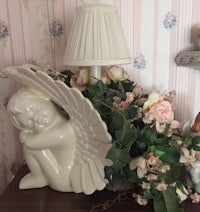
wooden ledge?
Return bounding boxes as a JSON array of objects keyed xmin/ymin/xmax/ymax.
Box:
[{"xmin": 0, "ymin": 165, "xmax": 199, "ymax": 212}]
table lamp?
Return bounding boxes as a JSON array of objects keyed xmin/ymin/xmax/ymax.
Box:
[{"xmin": 63, "ymin": 4, "xmax": 131, "ymax": 83}]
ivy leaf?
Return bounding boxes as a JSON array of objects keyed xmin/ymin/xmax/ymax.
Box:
[
  {"xmin": 86, "ymin": 84, "xmax": 100, "ymax": 98},
  {"xmin": 124, "ymin": 168, "xmax": 142, "ymax": 184},
  {"xmin": 141, "ymin": 126, "xmax": 157, "ymax": 144},
  {"xmin": 105, "ymin": 167, "xmax": 125, "ymax": 191},
  {"xmin": 192, "ymin": 136, "xmax": 200, "ymax": 151},
  {"xmin": 106, "ymin": 143, "xmax": 131, "ymax": 172},
  {"xmin": 159, "ymin": 165, "xmax": 182, "ymax": 184},
  {"xmin": 106, "ymin": 88, "xmax": 123, "ymax": 98},
  {"xmin": 151, "ymin": 145, "xmax": 180, "ymax": 164},
  {"xmin": 124, "ymin": 105, "xmax": 138, "ymax": 120},
  {"xmin": 130, "ymin": 135, "xmax": 149, "ymax": 157},
  {"xmin": 86, "ymin": 80, "xmax": 105, "ymax": 99},
  {"xmin": 153, "ymin": 187, "xmax": 179, "ymax": 212},
  {"xmin": 115, "ymin": 121, "xmax": 137, "ymax": 148},
  {"xmin": 110, "ymin": 112, "xmax": 125, "ymax": 130}
]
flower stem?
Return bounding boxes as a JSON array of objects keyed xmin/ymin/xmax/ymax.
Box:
[{"xmin": 94, "ymin": 98, "xmax": 127, "ymax": 122}]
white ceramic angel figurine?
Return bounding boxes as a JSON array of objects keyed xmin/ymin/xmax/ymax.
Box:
[
  {"xmin": 8, "ymin": 88, "xmax": 76, "ymax": 192},
  {"xmin": 183, "ymin": 113, "xmax": 200, "ymax": 193},
  {"xmin": 2, "ymin": 65, "xmax": 112, "ymax": 195}
]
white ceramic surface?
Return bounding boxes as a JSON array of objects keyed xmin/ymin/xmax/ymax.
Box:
[{"xmin": 2, "ymin": 65, "xmax": 112, "ymax": 195}]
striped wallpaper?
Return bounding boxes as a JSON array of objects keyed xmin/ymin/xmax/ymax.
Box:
[{"xmin": 0, "ymin": 0, "xmax": 200, "ymax": 194}]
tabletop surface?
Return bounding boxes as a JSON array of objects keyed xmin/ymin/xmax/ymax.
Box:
[{"xmin": 0, "ymin": 165, "xmax": 200, "ymax": 212}]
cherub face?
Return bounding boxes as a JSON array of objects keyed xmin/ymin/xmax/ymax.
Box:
[
  {"xmin": 14, "ymin": 99, "xmax": 56, "ymax": 132},
  {"xmin": 8, "ymin": 89, "xmax": 57, "ymax": 132}
]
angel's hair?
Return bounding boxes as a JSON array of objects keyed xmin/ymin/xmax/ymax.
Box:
[{"xmin": 7, "ymin": 88, "xmax": 54, "ymax": 130}]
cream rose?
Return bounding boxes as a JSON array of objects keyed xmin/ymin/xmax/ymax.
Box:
[{"xmin": 106, "ymin": 65, "xmax": 128, "ymax": 82}]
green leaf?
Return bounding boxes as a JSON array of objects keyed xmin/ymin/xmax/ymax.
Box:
[
  {"xmin": 111, "ymin": 112, "xmax": 124, "ymax": 130},
  {"xmin": 192, "ymin": 136, "xmax": 200, "ymax": 151},
  {"xmin": 153, "ymin": 187, "xmax": 179, "ymax": 212},
  {"xmin": 105, "ymin": 167, "xmax": 125, "ymax": 191},
  {"xmin": 106, "ymin": 143, "xmax": 131, "ymax": 172},
  {"xmin": 86, "ymin": 80, "xmax": 105, "ymax": 99},
  {"xmin": 151, "ymin": 145, "xmax": 180, "ymax": 164},
  {"xmin": 86, "ymin": 84, "xmax": 100, "ymax": 98},
  {"xmin": 130, "ymin": 135, "xmax": 149, "ymax": 157},
  {"xmin": 124, "ymin": 105, "xmax": 138, "ymax": 120},
  {"xmin": 120, "ymin": 149, "xmax": 131, "ymax": 165},
  {"xmin": 115, "ymin": 121, "xmax": 137, "ymax": 147},
  {"xmin": 96, "ymin": 80, "xmax": 106, "ymax": 92},
  {"xmin": 124, "ymin": 168, "xmax": 142, "ymax": 184},
  {"xmin": 143, "ymin": 190, "xmax": 153, "ymax": 200},
  {"xmin": 142, "ymin": 126, "xmax": 157, "ymax": 144},
  {"xmin": 160, "ymin": 165, "xmax": 182, "ymax": 184},
  {"xmin": 106, "ymin": 88, "xmax": 123, "ymax": 98},
  {"xmin": 150, "ymin": 145, "xmax": 165, "ymax": 157}
]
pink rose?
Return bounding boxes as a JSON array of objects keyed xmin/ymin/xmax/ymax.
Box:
[
  {"xmin": 70, "ymin": 68, "xmax": 89, "ymax": 91},
  {"xmin": 153, "ymin": 100, "xmax": 174, "ymax": 122},
  {"xmin": 146, "ymin": 155, "xmax": 159, "ymax": 166},
  {"xmin": 126, "ymin": 92, "xmax": 134, "ymax": 104},
  {"xmin": 137, "ymin": 97, "xmax": 147, "ymax": 106},
  {"xmin": 156, "ymin": 182, "xmax": 168, "ymax": 191},
  {"xmin": 113, "ymin": 96, "xmax": 121, "ymax": 103},
  {"xmin": 155, "ymin": 122, "xmax": 166, "ymax": 133},
  {"xmin": 170, "ymin": 120, "xmax": 180, "ymax": 129},
  {"xmin": 144, "ymin": 100, "xmax": 174, "ymax": 124},
  {"xmin": 191, "ymin": 192, "xmax": 200, "ymax": 203},
  {"xmin": 132, "ymin": 85, "xmax": 143, "ymax": 97},
  {"xmin": 146, "ymin": 174, "xmax": 158, "ymax": 181},
  {"xmin": 120, "ymin": 101, "xmax": 129, "ymax": 110},
  {"xmin": 101, "ymin": 69, "xmax": 111, "ymax": 84},
  {"xmin": 160, "ymin": 165, "xmax": 171, "ymax": 173},
  {"xmin": 135, "ymin": 195, "xmax": 148, "ymax": 206}
]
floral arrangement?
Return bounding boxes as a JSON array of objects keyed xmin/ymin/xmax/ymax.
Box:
[{"xmin": 41, "ymin": 65, "xmax": 200, "ymax": 212}]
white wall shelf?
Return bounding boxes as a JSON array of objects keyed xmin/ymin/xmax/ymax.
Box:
[{"xmin": 175, "ymin": 51, "xmax": 200, "ymax": 71}]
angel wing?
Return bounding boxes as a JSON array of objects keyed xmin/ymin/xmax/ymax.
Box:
[{"xmin": 1, "ymin": 64, "xmax": 112, "ymax": 195}]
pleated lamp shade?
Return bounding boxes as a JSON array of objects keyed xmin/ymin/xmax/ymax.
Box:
[{"xmin": 63, "ymin": 4, "xmax": 131, "ymax": 66}]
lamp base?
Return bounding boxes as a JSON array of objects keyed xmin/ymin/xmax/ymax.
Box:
[{"xmin": 90, "ymin": 66, "xmax": 101, "ymax": 84}]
